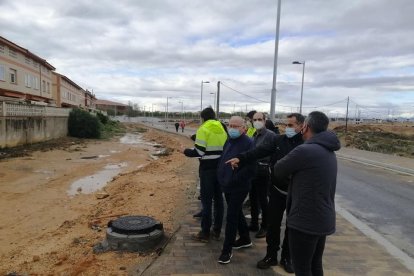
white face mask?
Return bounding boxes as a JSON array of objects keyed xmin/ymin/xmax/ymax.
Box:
[
  {"xmin": 285, "ymin": 127, "xmax": 297, "ymax": 138},
  {"xmin": 253, "ymin": 121, "xmax": 264, "ymax": 130}
]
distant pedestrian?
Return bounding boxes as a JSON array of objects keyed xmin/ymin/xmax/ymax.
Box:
[
  {"xmin": 275, "ymin": 111, "xmax": 340, "ymax": 276},
  {"xmin": 217, "ymin": 116, "xmax": 256, "ymax": 264},
  {"xmin": 174, "ymin": 122, "xmax": 179, "ymax": 132},
  {"xmin": 180, "ymin": 120, "xmax": 186, "ymax": 132}
]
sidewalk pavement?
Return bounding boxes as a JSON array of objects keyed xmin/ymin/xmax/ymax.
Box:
[
  {"xmin": 133, "ymin": 122, "xmax": 413, "ymax": 275},
  {"xmin": 136, "ymin": 189, "xmax": 412, "ymax": 275}
]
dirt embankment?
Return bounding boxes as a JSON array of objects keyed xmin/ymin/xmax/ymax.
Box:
[
  {"xmin": 0, "ymin": 123, "xmax": 198, "ymax": 275},
  {"xmin": 333, "ymin": 123, "xmax": 414, "ymax": 158}
]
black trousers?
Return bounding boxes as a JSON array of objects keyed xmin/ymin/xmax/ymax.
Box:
[
  {"xmin": 289, "ymin": 228, "xmax": 326, "ymax": 276},
  {"xmin": 266, "ymin": 186, "xmax": 289, "ymax": 260},
  {"xmin": 249, "ymin": 170, "xmax": 269, "ymax": 228},
  {"xmin": 222, "ymin": 190, "xmax": 250, "ymax": 254}
]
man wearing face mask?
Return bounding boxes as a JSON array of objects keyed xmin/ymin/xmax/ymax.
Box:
[
  {"xmin": 248, "ymin": 112, "xmax": 277, "ymax": 238},
  {"xmin": 216, "ymin": 116, "xmax": 256, "ymax": 264},
  {"xmin": 275, "ymin": 111, "xmax": 340, "ymax": 276},
  {"xmin": 226, "ymin": 113, "xmax": 305, "ymax": 273}
]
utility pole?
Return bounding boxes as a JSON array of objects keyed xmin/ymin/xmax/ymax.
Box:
[
  {"xmin": 270, "ymin": 0, "xmax": 282, "ymax": 120},
  {"xmin": 216, "ymin": 81, "xmax": 221, "ymax": 119},
  {"xmin": 345, "ymin": 96, "xmax": 349, "ymax": 133}
]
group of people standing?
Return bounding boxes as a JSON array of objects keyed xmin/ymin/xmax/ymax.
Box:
[{"xmin": 183, "ymin": 106, "xmax": 340, "ymax": 276}]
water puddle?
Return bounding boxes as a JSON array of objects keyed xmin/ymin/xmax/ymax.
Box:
[
  {"xmin": 67, "ymin": 163, "xmax": 127, "ymax": 196},
  {"xmin": 119, "ymin": 133, "xmax": 160, "ymax": 147}
]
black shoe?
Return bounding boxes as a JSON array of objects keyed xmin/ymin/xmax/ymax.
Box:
[
  {"xmin": 280, "ymin": 258, "xmax": 295, "ymax": 273},
  {"xmin": 255, "ymin": 227, "xmax": 267, "ymax": 238},
  {"xmin": 218, "ymin": 252, "xmax": 233, "ymax": 264},
  {"xmin": 257, "ymin": 255, "xmax": 278, "ymax": 269},
  {"xmin": 248, "ymin": 224, "xmax": 259, "ymax": 232},
  {"xmin": 193, "ymin": 211, "xmax": 202, "ymax": 218},
  {"xmin": 232, "ymin": 238, "xmax": 252, "ymax": 249},
  {"xmin": 192, "ymin": 231, "xmax": 209, "ymax": 243},
  {"xmin": 197, "ymin": 195, "xmax": 201, "ymax": 200}
]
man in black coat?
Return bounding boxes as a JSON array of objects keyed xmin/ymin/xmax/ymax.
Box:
[
  {"xmin": 274, "ymin": 111, "xmax": 340, "ymax": 276},
  {"xmin": 227, "ymin": 113, "xmax": 305, "ymax": 273}
]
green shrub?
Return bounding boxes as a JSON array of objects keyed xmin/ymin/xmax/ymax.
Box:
[
  {"xmin": 68, "ymin": 109, "xmax": 101, "ymax": 138},
  {"xmin": 96, "ymin": 112, "xmax": 109, "ymax": 124}
]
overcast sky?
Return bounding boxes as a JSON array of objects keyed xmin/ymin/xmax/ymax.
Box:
[{"xmin": 1, "ymin": 0, "xmax": 413, "ymax": 118}]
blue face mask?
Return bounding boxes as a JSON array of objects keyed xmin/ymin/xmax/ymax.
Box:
[
  {"xmin": 228, "ymin": 128, "xmax": 241, "ymax": 139},
  {"xmin": 285, "ymin": 127, "xmax": 297, "ymax": 138}
]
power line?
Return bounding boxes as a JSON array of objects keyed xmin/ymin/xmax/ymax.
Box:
[{"xmin": 220, "ymin": 82, "xmax": 268, "ymax": 103}]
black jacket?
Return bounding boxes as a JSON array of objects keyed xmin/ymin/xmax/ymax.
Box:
[
  {"xmin": 217, "ymin": 135, "xmax": 256, "ymax": 193},
  {"xmin": 274, "ymin": 131, "xmax": 341, "ymax": 235},
  {"xmin": 236, "ymin": 133, "xmax": 303, "ymax": 192}
]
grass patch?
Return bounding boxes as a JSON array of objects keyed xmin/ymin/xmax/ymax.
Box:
[{"xmin": 100, "ymin": 120, "xmax": 126, "ymax": 140}]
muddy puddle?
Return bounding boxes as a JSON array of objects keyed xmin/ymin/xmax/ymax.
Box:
[{"xmin": 67, "ymin": 133, "xmax": 164, "ymax": 196}]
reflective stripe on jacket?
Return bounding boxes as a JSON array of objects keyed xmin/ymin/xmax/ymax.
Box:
[{"xmin": 195, "ymin": 119, "xmax": 227, "ymax": 160}]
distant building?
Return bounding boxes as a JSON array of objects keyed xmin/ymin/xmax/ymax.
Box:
[
  {"xmin": 95, "ymin": 99, "xmax": 129, "ymax": 115},
  {"xmin": 52, "ymin": 72, "xmax": 86, "ymax": 108},
  {"xmin": 85, "ymin": 89, "xmax": 97, "ymax": 110},
  {"xmin": 0, "ymin": 36, "xmax": 56, "ymax": 104}
]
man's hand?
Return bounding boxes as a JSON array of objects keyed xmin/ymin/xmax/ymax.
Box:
[{"xmin": 226, "ymin": 158, "xmax": 240, "ymax": 169}]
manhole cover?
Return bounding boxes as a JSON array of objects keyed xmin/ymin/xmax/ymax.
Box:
[
  {"xmin": 109, "ymin": 215, "xmax": 163, "ymax": 235},
  {"xmin": 100, "ymin": 215, "xmax": 165, "ymax": 253}
]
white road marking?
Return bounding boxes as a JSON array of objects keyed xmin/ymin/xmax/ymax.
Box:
[{"xmin": 336, "ymin": 203, "xmax": 414, "ymax": 272}]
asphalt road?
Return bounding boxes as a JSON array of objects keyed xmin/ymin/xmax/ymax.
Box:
[{"xmin": 336, "ymin": 159, "xmax": 414, "ymax": 259}]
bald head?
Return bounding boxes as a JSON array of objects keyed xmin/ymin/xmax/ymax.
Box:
[{"xmin": 229, "ymin": 116, "xmax": 245, "ymax": 127}]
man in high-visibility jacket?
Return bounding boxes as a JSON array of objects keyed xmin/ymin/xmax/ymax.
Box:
[
  {"xmin": 184, "ymin": 107, "xmax": 228, "ymax": 242},
  {"xmin": 245, "ymin": 110, "xmax": 257, "ymax": 138}
]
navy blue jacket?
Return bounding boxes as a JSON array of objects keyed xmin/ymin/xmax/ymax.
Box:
[
  {"xmin": 217, "ymin": 134, "xmax": 256, "ymax": 193},
  {"xmin": 274, "ymin": 131, "xmax": 341, "ymax": 235}
]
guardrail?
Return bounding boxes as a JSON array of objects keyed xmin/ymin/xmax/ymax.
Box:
[{"xmin": 0, "ymin": 101, "xmax": 71, "ymax": 117}]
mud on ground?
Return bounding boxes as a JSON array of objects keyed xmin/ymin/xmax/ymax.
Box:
[{"xmin": 0, "ymin": 123, "xmax": 198, "ymax": 275}]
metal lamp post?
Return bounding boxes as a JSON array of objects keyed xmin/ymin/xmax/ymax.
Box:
[
  {"xmin": 292, "ymin": 60, "xmax": 305, "ymax": 113},
  {"xmin": 270, "ymin": 0, "xmax": 282, "ymax": 120},
  {"xmin": 210, "ymin": 92, "xmax": 216, "ymax": 109},
  {"xmin": 166, "ymin": 97, "xmax": 172, "ymax": 128},
  {"xmin": 178, "ymin": 101, "xmax": 184, "ymax": 120},
  {"xmin": 200, "ymin": 81, "xmax": 210, "ymax": 113}
]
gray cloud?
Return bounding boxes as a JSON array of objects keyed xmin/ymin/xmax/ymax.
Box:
[{"xmin": 0, "ymin": 0, "xmax": 413, "ymax": 118}]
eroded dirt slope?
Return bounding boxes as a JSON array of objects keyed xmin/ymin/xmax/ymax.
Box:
[{"xmin": 0, "ymin": 124, "xmax": 198, "ymax": 275}]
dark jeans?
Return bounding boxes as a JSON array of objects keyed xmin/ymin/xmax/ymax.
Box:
[
  {"xmin": 266, "ymin": 186, "xmax": 289, "ymax": 260},
  {"xmin": 289, "ymin": 228, "xmax": 326, "ymax": 276},
  {"xmin": 249, "ymin": 170, "xmax": 269, "ymax": 228},
  {"xmin": 199, "ymin": 168, "xmax": 224, "ymax": 234},
  {"xmin": 222, "ymin": 190, "xmax": 250, "ymax": 254}
]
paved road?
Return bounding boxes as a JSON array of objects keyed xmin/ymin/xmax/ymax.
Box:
[{"xmin": 336, "ymin": 158, "xmax": 414, "ymax": 259}]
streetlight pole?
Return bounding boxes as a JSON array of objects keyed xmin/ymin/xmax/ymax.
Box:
[
  {"xmin": 270, "ymin": 0, "xmax": 282, "ymax": 121},
  {"xmin": 151, "ymin": 104, "xmax": 155, "ymax": 125},
  {"xmin": 166, "ymin": 97, "xmax": 172, "ymax": 128},
  {"xmin": 200, "ymin": 80, "xmax": 210, "ymax": 113},
  {"xmin": 179, "ymin": 101, "xmax": 183, "ymax": 120},
  {"xmin": 292, "ymin": 60, "xmax": 305, "ymax": 113},
  {"xmin": 210, "ymin": 92, "xmax": 216, "ymax": 109}
]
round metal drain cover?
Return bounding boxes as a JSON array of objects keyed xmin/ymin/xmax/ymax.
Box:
[
  {"xmin": 105, "ymin": 215, "xmax": 165, "ymax": 252},
  {"xmin": 109, "ymin": 215, "xmax": 163, "ymax": 235}
]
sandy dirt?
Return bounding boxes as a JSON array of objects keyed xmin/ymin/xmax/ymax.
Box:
[{"xmin": 0, "ymin": 123, "xmax": 198, "ymax": 275}]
